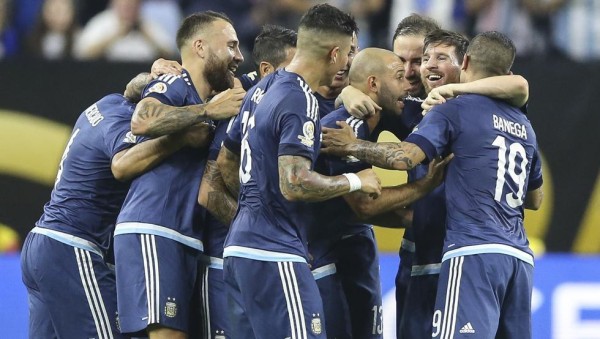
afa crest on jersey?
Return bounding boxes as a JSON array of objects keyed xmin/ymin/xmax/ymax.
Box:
[
  {"xmin": 148, "ymin": 82, "xmax": 167, "ymax": 94},
  {"xmin": 298, "ymin": 121, "xmax": 315, "ymax": 147}
]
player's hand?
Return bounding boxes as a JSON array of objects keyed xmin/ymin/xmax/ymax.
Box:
[
  {"xmin": 205, "ymin": 88, "xmax": 246, "ymax": 120},
  {"xmin": 422, "ymin": 153, "xmax": 454, "ymax": 188},
  {"xmin": 421, "ymin": 84, "xmax": 457, "ymax": 115},
  {"xmin": 356, "ymin": 169, "xmax": 381, "ymax": 199},
  {"xmin": 150, "ymin": 58, "xmax": 183, "ymax": 79},
  {"xmin": 340, "ymin": 85, "xmax": 381, "ymax": 119},
  {"xmin": 183, "ymin": 122, "xmax": 215, "ymax": 148},
  {"xmin": 321, "ymin": 121, "xmax": 357, "ymax": 156}
]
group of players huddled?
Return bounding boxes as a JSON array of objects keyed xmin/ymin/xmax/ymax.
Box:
[{"xmin": 21, "ymin": 3, "xmax": 544, "ymax": 339}]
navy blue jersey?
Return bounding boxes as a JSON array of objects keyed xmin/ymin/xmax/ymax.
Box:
[
  {"xmin": 239, "ymin": 71, "xmax": 260, "ymax": 91},
  {"xmin": 315, "ymin": 107, "xmax": 372, "ymax": 237},
  {"xmin": 405, "ymin": 94, "xmax": 543, "ymax": 264},
  {"xmin": 36, "ymin": 94, "xmax": 136, "ymax": 253},
  {"xmin": 224, "ymin": 69, "xmax": 321, "ymax": 262},
  {"xmin": 223, "ymin": 72, "xmax": 278, "ymax": 156},
  {"xmin": 203, "ymin": 118, "xmax": 236, "ymax": 258},
  {"xmin": 115, "ymin": 70, "xmax": 208, "ymax": 251},
  {"xmin": 314, "ymin": 91, "xmax": 336, "ymax": 117}
]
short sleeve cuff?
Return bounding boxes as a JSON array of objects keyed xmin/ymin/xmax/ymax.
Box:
[
  {"xmin": 278, "ymin": 143, "xmax": 314, "ymax": 160},
  {"xmin": 405, "ymin": 134, "xmax": 437, "ymax": 162},
  {"xmin": 223, "ymin": 137, "xmax": 241, "ymax": 156},
  {"xmin": 527, "ymin": 176, "xmax": 543, "ymax": 191}
]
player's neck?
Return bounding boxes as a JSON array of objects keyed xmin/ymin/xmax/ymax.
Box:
[
  {"xmin": 285, "ymin": 55, "xmax": 327, "ymax": 92},
  {"xmin": 183, "ymin": 62, "xmax": 211, "ymax": 101},
  {"xmin": 316, "ymin": 85, "xmax": 342, "ymax": 99},
  {"xmin": 366, "ymin": 111, "xmax": 381, "ymax": 134}
]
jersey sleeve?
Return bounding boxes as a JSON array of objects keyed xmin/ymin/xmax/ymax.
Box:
[
  {"xmin": 104, "ymin": 116, "xmax": 138, "ymax": 158},
  {"xmin": 239, "ymin": 72, "xmax": 259, "ymax": 91},
  {"xmin": 527, "ymin": 146, "xmax": 543, "ymax": 190},
  {"xmin": 223, "ymin": 112, "xmax": 243, "ymax": 156},
  {"xmin": 404, "ymin": 107, "xmax": 455, "ymax": 161},
  {"xmin": 208, "ymin": 119, "xmax": 232, "ymax": 161},
  {"xmin": 276, "ymin": 93, "xmax": 318, "ymax": 161},
  {"xmin": 143, "ymin": 75, "xmax": 188, "ymax": 106}
]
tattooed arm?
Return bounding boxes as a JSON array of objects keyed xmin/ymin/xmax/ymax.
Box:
[
  {"xmin": 321, "ymin": 121, "xmax": 427, "ymax": 170},
  {"xmin": 198, "ymin": 160, "xmax": 237, "ymax": 225},
  {"xmin": 131, "ymin": 88, "xmax": 245, "ymax": 137},
  {"xmin": 278, "ymin": 155, "xmax": 381, "ymax": 202},
  {"xmin": 217, "ymin": 145, "xmax": 241, "ymax": 197}
]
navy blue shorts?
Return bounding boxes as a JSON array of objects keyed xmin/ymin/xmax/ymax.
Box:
[
  {"xmin": 398, "ymin": 272, "xmax": 439, "ymax": 338},
  {"xmin": 313, "ymin": 263, "xmax": 352, "ymax": 338},
  {"xmin": 114, "ymin": 233, "xmax": 203, "ymax": 335},
  {"xmin": 336, "ymin": 228, "xmax": 383, "ymax": 338},
  {"xmin": 395, "ymin": 239, "xmax": 414, "ymax": 337},
  {"xmin": 21, "ymin": 231, "xmax": 125, "ymax": 338},
  {"xmin": 432, "ymin": 254, "xmax": 533, "ymax": 339},
  {"xmin": 201, "ymin": 256, "xmax": 228, "ymax": 339},
  {"xmin": 224, "ymin": 256, "xmax": 327, "ymax": 338}
]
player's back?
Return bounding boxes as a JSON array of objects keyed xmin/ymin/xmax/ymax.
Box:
[
  {"xmin": 422, "ymin": 94, "xmax": 541, "ymax": 258},
  {"xmin": 116, "ymin": 71, "xmax": 207, "ymax": 248},
  {"xmin": 225, "ymin": 69, "xmax": 320, "ymax": 261},
  {"xmin": 37, "ymin": 94, "xmax": 135, "ymax": 251}
]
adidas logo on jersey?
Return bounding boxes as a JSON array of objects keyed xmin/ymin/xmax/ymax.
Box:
[{"xmin": 459, "ymin": 322, "xmax": 475, "ymax": 334}]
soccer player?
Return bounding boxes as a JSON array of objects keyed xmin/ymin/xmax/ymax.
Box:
[
  {"xmin": 197, "ymin": 24, "xmax": 297, "ymax": 339},
  {"xmin": 20, "ymin": 72, "xmax": 211, "ymax": 339},
  {"xmin": 221, "ymin": 4, "xmax": 380, "ymax": 338},
  {"xmin": 113, "ymin": 11, "xmax": 244, "ymax": 338},
  {"xmin": 312, "ymin": 47, "xmax": 452, "ymax": 339},
  {"xmin": 322, "ymin": 31, "xmax": 544, "ymax": 339}
]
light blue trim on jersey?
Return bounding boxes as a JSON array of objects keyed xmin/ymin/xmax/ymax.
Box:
[
  {"xmin": 31, "ymin": 227, "xmax": 104, "ymax": 258},
  {"xmin": 411, "ymin": 263, "xmax": 441, "ymax": 276},
  {"xmin": 442, "ymin": 244, "xmax": 534, "ymax": 267},
  {"xmin": 312, "ymin": 263, "xmax": 337, "ymax": 280},
  {"xmin": 401, "ymin": 239, "xmax": 416, "ymax": 253},
  {"xmin": 223, "ymin": 245, "xmax": 307, "ymax": 263},
  {"xmin": 114, "ymin": 222, "xmax": 204, "ymax": 251}
]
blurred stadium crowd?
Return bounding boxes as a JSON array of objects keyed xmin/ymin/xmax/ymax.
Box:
[{"xmin": 1, "ymin": 0, "xmax": 599, "ymax": 63}]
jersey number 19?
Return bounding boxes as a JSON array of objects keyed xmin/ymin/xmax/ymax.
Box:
[{"xmin": 492, "ymin": 135, "xmax": 528, "ymax": 208}]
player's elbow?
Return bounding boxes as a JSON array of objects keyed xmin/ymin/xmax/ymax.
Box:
[
  {"xmin": 351, "ymin": 202, "xmax": 378, "ymax": 220},
  {"xmin": 279, "ymin": 178, "xmax": 307, "ymax": 202},
  {"xmin": 131, "ymin": 103, "xmax": 151, "ymax": 136},
  {"xmin": 111, "ymin": 160, "xmax": 132, "ymax": 182}
]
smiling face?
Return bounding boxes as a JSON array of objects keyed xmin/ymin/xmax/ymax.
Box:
[
  {"xmin": 330, "ymin": 32, "xmax": 358, "ymax": 90},
  {"xmin": 420, "ymin": 42, "xmax": 462, "ymax": 94},
  {"xmin": 203, "ymin": 19, "xmax": 244, "ymax": 91},
  {"xmin": 393, "ymin": 34, "xmax": 425, "ymax": 98}
]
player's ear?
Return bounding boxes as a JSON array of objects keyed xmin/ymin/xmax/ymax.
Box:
[
  {"xmin": 367, "ymin": 75, "xmax": 378, "ymax": 93},
  {"xmin": 461, "ymin": 54, "xmax": 469, "ymax": 71},
  {"xmin": 193, "ymin": 39, "xmax": 206, "ymax": 58},
  {"xmin": 260, "ymin": 61, "xmax": 275, "ymax": 78},
  {"xmin": 329, "ymin": 46, "xmax": 340, "ymax": 64}
]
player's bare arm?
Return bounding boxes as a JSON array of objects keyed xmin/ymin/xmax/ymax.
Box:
[
  {"xmin": 131, "ymin": 88, "xmax": 245, "ymax": 137},
  {"xmin": 111, "ymin": 122, "xmax": 213, "ymax": 181},
  {"xmin": 278, "ymin": 155, "xmax": 382, "ymax": 202},
  {"xmin": 216, "ymin": 145, "xmax": 241, "ymax": 197},
  {"xmin": 335, "ymin": 85, "xmax": 381, "ymax": 118},
  {"xmin": 422, "ymin": 75, "xmax": 529, "ymax": 112},
  {"xmin": 360, "ymin": 208, "xmax": 413, "ymax": 229},
  {"xmin": 344, "ymin": 154, "xmax": 453, "ymax": 219},
  {"xmin": 322, "ymin": 121, "xmax": 426, "ymax": 170},
  {"xmin": 524, "ymin": 187, "xmax": 543, "ymax": 210},
  {"xmin": 198, "ymin": 160, "xmax": 237, "ymax": 225}
]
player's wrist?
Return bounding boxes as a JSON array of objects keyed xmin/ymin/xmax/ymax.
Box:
[{"xmin": 342, "ymin": 173, "xmax": 362, "ymax": 192}]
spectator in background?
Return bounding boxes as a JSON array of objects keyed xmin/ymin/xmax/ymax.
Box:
[
  {"xmin": 465, "ymin": 0, "xmax": 564, "ymax": 58},
  {"xmin": 389, "ymin": 0, "xmax": 466, "ymax": 39},
  {"xmin": 74, "ymin": 0, "xmax": 175, "ymax": 62},
  {"xmin": 551, "ymin": 0, "xmax": 599, "ymax": 61},
  {"xmin": 26, "ymin": 0, "xmax": 79, "ymax": 60},
  {"xmin": 0, "ymin": 0, "xmax": 19, "ymax": 59}
]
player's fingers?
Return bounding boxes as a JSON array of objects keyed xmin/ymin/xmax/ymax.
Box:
[{"xmin": 335, "ymin": 121, "xmax": 351, "ymax": 129}]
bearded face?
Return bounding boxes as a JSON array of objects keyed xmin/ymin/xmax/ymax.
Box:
[{"xmin": 204, "ymin": 50, "xmax": 235, "ymax": 92}]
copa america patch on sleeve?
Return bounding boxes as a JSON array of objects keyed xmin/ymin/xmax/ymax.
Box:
[{"xmin": 148, "ymin": 82, "xmax": 167, "ymax": 94}]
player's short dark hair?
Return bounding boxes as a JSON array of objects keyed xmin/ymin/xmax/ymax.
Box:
[
  {"xmin": 176, "ymin": 11, "xmax": 232, "ymax": 50},
  {"xmin": 252, "ymin": 24, "xmax": 297, "ymax": 71},
  {"xmin": 423, "ymin": 29, "xmax": 469, "ymax": 62},
  {"xmin": 298, "ymin": 4, "xmax": 358, "ymax": 37},
  {"xmin": 392, "ymin": 14, "xmax": 440, "ymax": 43},
  {"xmin": 467, "ymin": 31, "xmax": 516, "ymax": 76}
]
